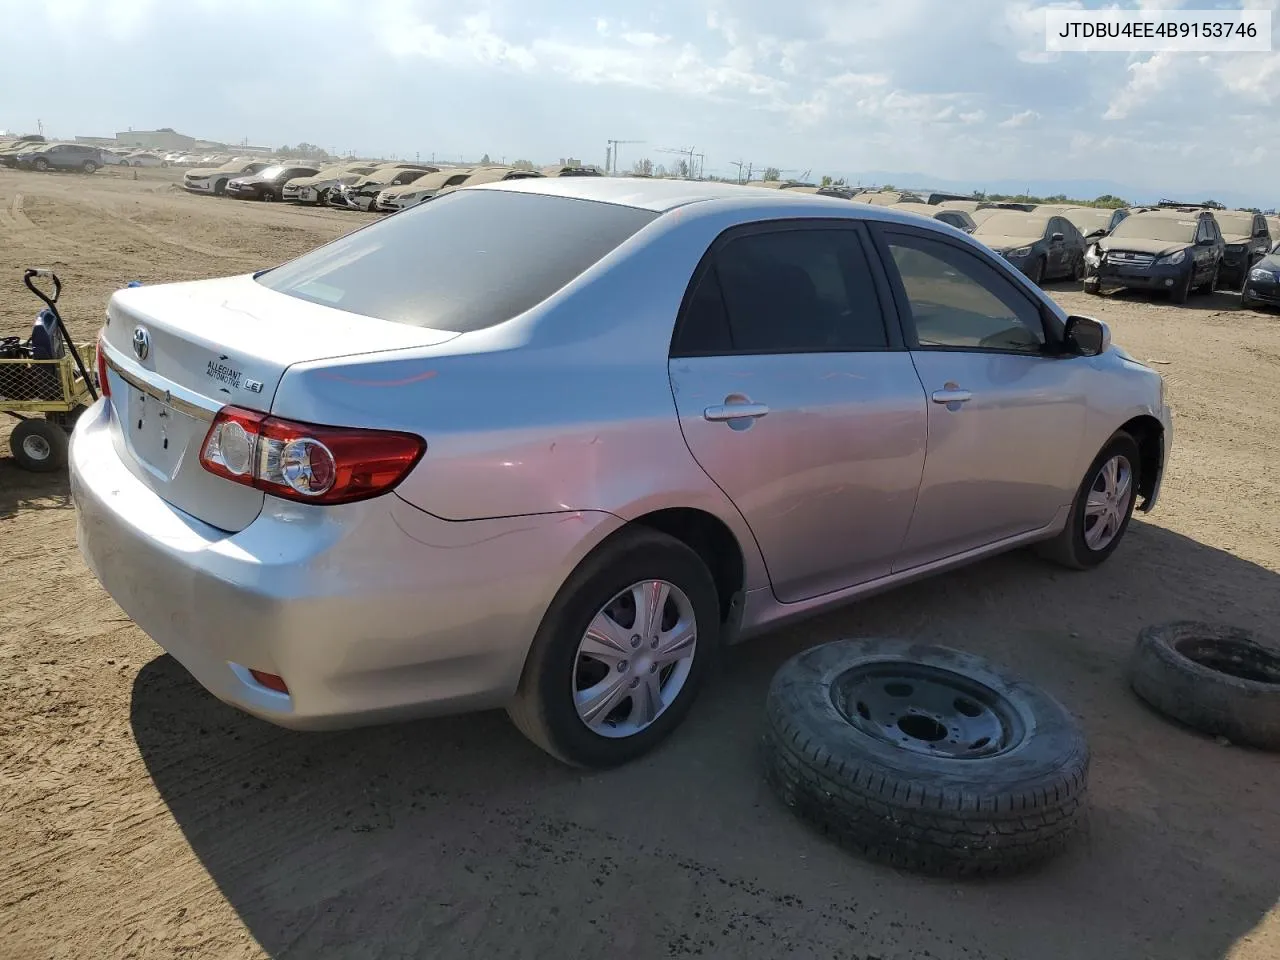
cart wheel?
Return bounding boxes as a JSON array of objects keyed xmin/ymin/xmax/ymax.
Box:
[{"xmin": 10, "ymin": 419, "xmax": 69, "ymax": 472}]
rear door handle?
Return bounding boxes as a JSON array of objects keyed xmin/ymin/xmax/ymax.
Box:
[
  {"xmin": 931, "ymin": 389, "xmax": 972, "ymax": 404},
  {"xmin": 704, "ymin": 402, "xmax": 770, "ymax": 422}
]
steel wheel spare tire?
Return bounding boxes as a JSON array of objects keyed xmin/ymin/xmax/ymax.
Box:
[
  {"xmin": 763, "ymin": 639, "xmax": 1089, "ymax": 877},
  {"xmin": 1129, "ymin": 621, "xmax": 1280, "ymax": 750}
]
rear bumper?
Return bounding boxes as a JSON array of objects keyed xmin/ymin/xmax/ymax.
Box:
[{"xmin": 70, "ymin": 399, "xmax": 621, "ymax": 730}]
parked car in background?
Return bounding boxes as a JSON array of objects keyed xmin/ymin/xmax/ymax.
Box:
[
  {"xmin": 542, "ymin": 164, "xmax": 603, "ymax": 177},
  {"xmin": 1085, "ymin": 208, "xmax": 1223, "ymax": 303},
  {"xmin": 1055, "ymin": 206, "xmax": 1129, "ymax": 245},
  {"xmin": 781, "ymin": 184, "xmax": 860, "ymax": 200},
  {"xmin": 853, "ymin": 190, "xmax": 926, "ymax": 205},
  {"xmin": 183, "ymin": 158, "xmax": 273, "ymax": 196},
  {"xmin": 329, "ymin": 165, "xmax": 439, "ymax": 211},
  {"xmin": 100, "ymin": 148, "xmax": 131, "ymax": 166},
  {"xmin": 972, "ymin": 210, "xmax": 1087, "ymax": 284},
  {"xmin": 1211, "ymin": 210, "xmax": 1270, "ymax": 289},
  {"xmin": 0, "ymin": 135, "xmax": 46, "ymax": 167},
  {"xmin": 373, "ymin": 168, "xmax": 477, "ymax": 211},
  {"xmin": 1241, "ymin": 239, "xmax": 1280, "ymax": 310},
  {"xmin": 72, "ymin": 177, "xmax": 1170, "ymax": 768},
  {"xmin": 889, "ymin": 201, "xmax": 977, "ymax": 232},
  {"xmin": 14, "ymin": 142, "xmax": 104, "ymax": 173},
  {"xmin": 428, "ymin": 166, "xmax": 545, "ymax": 201},
  {"xmin": 287, "ymin": 162, "xmax": 383, "ymax": 205},
  {"xmin": 122, "ymin": 151, "xmax": 168, "ymax": 168},
  {"xmin": 226, "ymin": 164, "xmax": 322, "ymax": 202},
  {"xmin": 937, "ymin": 199, "xmax": 983, "ymax": 213}
]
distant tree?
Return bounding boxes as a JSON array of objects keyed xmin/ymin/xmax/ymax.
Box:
[
  {"xmin": 881, "ymin": 183, "xmax": 896, "ymax": 191},
  {"xmin": 821, "ymin": 175, "xmax": 832, "ymax": 187},
  {"xmin": 833, "ymin": 176, "xmax": 846, "ymax": 186},
  {"xmin": 676, "ymin": 158, "xmax": 690, "ymax": 178},
  {"xmin": 763, "ymin": 166, "xmax": 781, "ymax": 181},
  {"xmin": 1093, "ymin": 194, "xmax": 1128, "ymax": 208},
  {"xmin": 972, "ymin": 189, "xmax": 986, "ymax": 200},
  {"xmin": 480, "ymin": 153, "xmax": 491, "ymax": 164},
  {"xmin": 278, "ymin": 142, "xmax": 331, "ymax": 161},
  {"xmin": 511, "ymin": 159, "xmax": 535, "ymax": 171},
  {"xmin": 632, "ymin": 157, "xmax": 654, "ymax": 177},
  {"xmin": 654, "ymin": 163, "xmax": 668, "ymax": 178},
  {"xmin": 1046, "ymin": 193, "xmax": 1068, "ymax": 203}
]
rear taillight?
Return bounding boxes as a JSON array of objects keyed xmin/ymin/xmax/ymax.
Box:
[
  {"xmin": 199, "ymin": 406, "xmax": 425, "ymax": 505},
  {"xmin": 95, "ymin": 332, "xmax": 111, "ymax": 398}
]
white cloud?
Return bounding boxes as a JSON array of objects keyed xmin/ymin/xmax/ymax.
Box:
[{"xmin": 999, "ymin": 109, "xmax": 1040, "ymax": 128}]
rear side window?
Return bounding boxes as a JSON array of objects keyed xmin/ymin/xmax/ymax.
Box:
[
  {"xmin": 257, "ymin": 190, "xmax": 657, "ymax": 332},
  {"xmin": 673, "ymin": 227, "xmax": 890, "ymax": 356}
]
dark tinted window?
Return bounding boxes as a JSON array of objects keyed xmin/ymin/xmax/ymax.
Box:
[
  {"xmin": 680, "ymin": 228, "xmax": 888, "ymax": 354},
  {"xmin": 258, "ymin": 190, "xmax": 657, "ymax": 332},
  {"xmin": 886, "ymin": 234, "xmax": 1045, "ymax": 354}
]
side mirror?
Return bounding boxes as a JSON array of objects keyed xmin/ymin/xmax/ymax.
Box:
[
  {"xmin": 1063, "ymin": 315, "xmax": 1110, "ymax": 358},
  {"xmin": 1051, "ymin": 232, "xmax": 1065, "ymax": 243}
]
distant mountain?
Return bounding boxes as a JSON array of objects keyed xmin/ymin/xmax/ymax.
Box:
[{"xmin": 841, "ymin": 170, "xmax": 1265, "ymax": 210}]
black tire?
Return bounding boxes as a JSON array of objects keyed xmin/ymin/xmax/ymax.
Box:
[
  {"xmin": 213, "ymin": 179, "xmax": 228, "ymax": 196},
  {"xmin": 1027, "ymin": 257, "xmax": 1045, "ymax": 286},
  {"xmin": 1198, "ymin": 262, "xmax": 1219, "ymax": 294},
  {"xmin": 762, "ymin": 639, "xmax": 1089, "ymax": 877},
  {"xmin": 1129, "ymin": 622, "xmax": 1280, "ymax": 750},
  {"xmin": 1083, "ymin": 277, "xmax": 1102, "ymax": 296},
  {"xmin": 1037, "ymin": 432, "xmax": 1141, "ymax": 570},
  {"xmin": 10, "ymin": 418, "xmax": 69, "ymax": 472},
  {"xmin": 1241, "ymin": 291, "xmax": 1256, "ymax": 310},
  {"xmin": 260, "ymin": 189, "xmax": 275, "ymax": 202},
  {"xmin": 507, "ymin": 527, "xmax": 720, "ymax": 768},
  {"xmin": 82, "ymin": 161, "xmax": 98, "ymax": 174},
  {"xmin": 32, "ymin": 158, "xmax": 48, "ymax": 172},
  {"xmin": 1170, "ymin": 268, "xmax": 1192, "ymax": 304},
  {"xmin": 1072, "ymin": 255, "xmax": 1085, "ymax": 281}
]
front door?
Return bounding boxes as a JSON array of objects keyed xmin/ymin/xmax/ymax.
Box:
[
  {"xmin": 669, "ymin": 222, "xmax": 928, "ymax": 602},
  {"xmin": 870, "ymin": 225, "xmax": 1089, "ymax": 570}
]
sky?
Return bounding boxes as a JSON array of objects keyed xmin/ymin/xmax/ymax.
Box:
[{"xmin": 2, "ymin": 0, "xmax": 1279, "ymax": 202}]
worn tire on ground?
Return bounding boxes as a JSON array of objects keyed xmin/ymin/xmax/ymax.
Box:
[
  {"xmin": 1129, "ymin": 621, "xmax": 1280, "ymax": 750},
  {"xmin": 762, "ymin": 639, "xmax": 1089, "ymax": 877}
]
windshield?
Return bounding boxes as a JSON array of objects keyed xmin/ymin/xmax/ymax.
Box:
[
  {"xmin": 1110, "ymin": 216, "xmax": 1197, "ymax": 243},
  {"xmin": 254, "ymin": 165, "xmax": 285, "ymax": 179},
  {"xmin": 1215, "ymin": 212, "xmax": 1253, "ymax": 236},
  {"xmin": 1063, "ymin": 208, "xmax": 1112, "ymax": 232},
  {"xmin": 257, "ymin": 190, "xmax": 657, "ymax": 332},
  {"xmin": 973, "ymin": 212, "xmax": 1050, "ymax": 237}
]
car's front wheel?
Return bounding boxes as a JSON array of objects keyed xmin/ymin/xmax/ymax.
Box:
[
  {"xmin": 1027, "ymin": 256, "xmax": 1045, "ymax": 286},
  {"xmin": 32, "ymin": 158, "xmax": 48, "ymax": 172},
  {"xmin": 1038, "ymin": 433, "xmax": 1141, "ymax": 570},
  {"xmin": 508, "ymin": 528, "xmax": 720, "ymax": 767}
]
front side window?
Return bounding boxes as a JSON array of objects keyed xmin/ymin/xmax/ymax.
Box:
[
  {"xmin": 885, "ymin": 234, "xmax": 1045, "ymax": 354},
  {"xmin": 673, "ymin": 226, "xmax": 890, "ymax": 356}
]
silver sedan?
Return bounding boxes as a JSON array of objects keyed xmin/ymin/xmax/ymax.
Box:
[{"xmin": 71, "ymin": 178, "xmax": 1172, "ymax": 767}]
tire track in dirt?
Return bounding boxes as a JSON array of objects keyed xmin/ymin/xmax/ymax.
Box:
[{"xmin": 80, "ymin": 196, "xmax": 256, "ymax": 262}]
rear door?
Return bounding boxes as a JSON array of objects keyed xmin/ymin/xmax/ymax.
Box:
[
  {"xmin": 669, "ymin": 221, "xmax": 928, "ymax": 602},
  {"xmin": 869, "ymin": 224, "xmax": 1088, "ymax": 569}
]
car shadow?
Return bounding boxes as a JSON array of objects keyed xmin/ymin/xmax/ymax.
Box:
[
  {"xmin": 0, "ymin": 458, "xmax": 71, "ymax": 518},
  {"xmin": 1085, "ymin": 286, "xmax": 1245, "ymax": 313},
  {"xmin": 130, "ymin": 519, "xmax": 1280, "ymax": 960}
]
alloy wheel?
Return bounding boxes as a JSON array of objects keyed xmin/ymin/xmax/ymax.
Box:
[
  {"xmin": 1083, "ymin": 454, "xmax": 1133, "ymax": 551},
  {"xmin": 573, "ymin": 580, "xmax": 697, "ymax": 738}
]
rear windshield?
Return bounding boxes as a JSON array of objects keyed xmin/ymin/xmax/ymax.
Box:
[
  {"xmin": 257, "ymin": 189, "xmax": 658, "ymax": 332},
  {"xmin": 1110, "ymin": 216, "xmax": 1197, "ymax": 243}
]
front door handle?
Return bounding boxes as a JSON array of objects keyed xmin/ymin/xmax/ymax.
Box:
[
  {"xmin": 931, "ymin": 388, "xmax": 972, "ymax": 404},
  {"xmin": 704, "ymin": 402, "xmax": 770, "ymax": 422}
]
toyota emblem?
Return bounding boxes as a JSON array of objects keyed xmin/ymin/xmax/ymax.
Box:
[{"xmin": 132, "ymin": 326, "xmax": 151, "ymax": 361}]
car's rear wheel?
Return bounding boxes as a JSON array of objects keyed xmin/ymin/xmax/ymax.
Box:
[
  {"xmin": 507, "ymin": 528, "xmax": 720, "ymax": 768},
  {"xmin": 214, "ymin": 179, "xmax": 228, "ymax": 196},
  {"xmin": 32, "ymin": 158, "xmax": 48, "ymax": 172},
  {"xmin": 82, "ymin": 161, "xmax": 97, "ymax": 174},
  {"xmin": 1037, "ymin": 433, "xmax": 1141, "ymax": 570}
]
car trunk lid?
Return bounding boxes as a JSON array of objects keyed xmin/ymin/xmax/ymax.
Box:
[{"xmin": 101, "ymin": 275, "xmax": 458, "ymax": 532}]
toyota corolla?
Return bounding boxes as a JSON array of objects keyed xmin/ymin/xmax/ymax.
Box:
[{"xmin": 71, "ymin": 178, "xmax": 1171, "ymax": 768}]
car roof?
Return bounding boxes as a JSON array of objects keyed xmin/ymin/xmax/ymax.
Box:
[
  {"xmin": 1130, "ymin": 208, "xmax": 1209, "ymax": 220},
  {"xmin": 469, "ymin": 175, "xmax": 862, "ymax": 212}
]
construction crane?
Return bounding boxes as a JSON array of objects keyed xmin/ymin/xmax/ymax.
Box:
[
  {"xmin": 605, "ymin": 139, "xmax": 645, "ymax": 176},
  {"xmin": 656, "ymin": 146, "xmax": 704, "ymax": 179}
]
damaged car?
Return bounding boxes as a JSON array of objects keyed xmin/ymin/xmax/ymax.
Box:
[{"xmin": 1084, "ymin": 208, "xmax": 1223, "ymax": 303}]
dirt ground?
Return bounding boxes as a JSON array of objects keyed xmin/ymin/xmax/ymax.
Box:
[{"xmin": 0, "ymin": 166, "xmax": 1277, "ymax": 960}]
